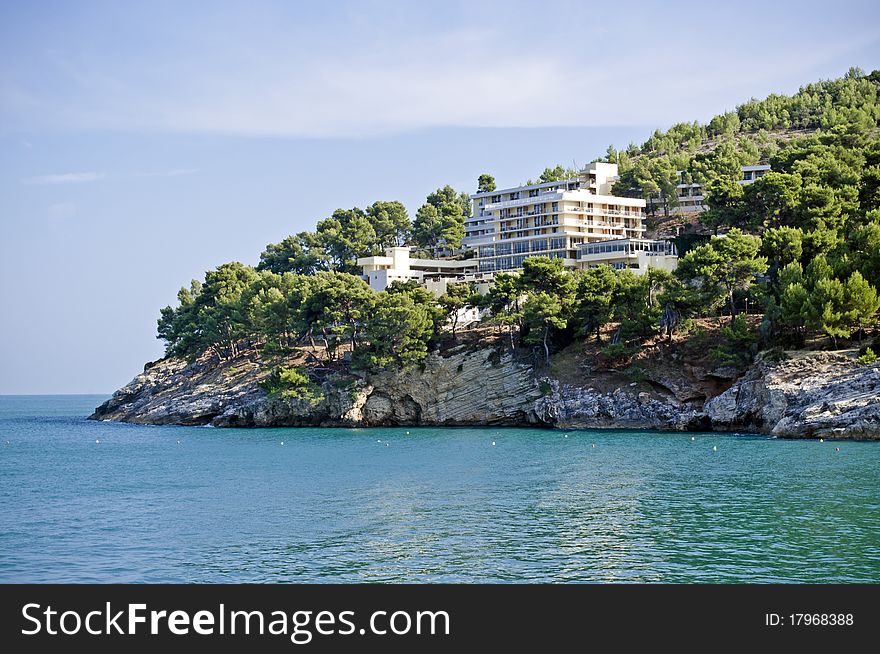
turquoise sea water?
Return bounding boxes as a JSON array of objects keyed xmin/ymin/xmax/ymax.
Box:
[{"xmin": 1, "ymin": 395, "xmax": 878, "ymax": 583}]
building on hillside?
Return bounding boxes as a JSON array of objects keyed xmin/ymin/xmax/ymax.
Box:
[
  {"xmin": 648, "ymin": 164, "xmax": 771, "ymax": 215},
  {"xmin": 465, "ymin": 162, "xmax": 657, "ymax": 273},
  {"xmin": 576, "ymin": 238, "xmax": 678, "ymax": 274},
  {"xmin": 359, "ymin": 161, "xmax": 678, "ymax": 302},
  {"xmin": 357, "ymin": 247, "xmax": 494, "ymax": 295}
]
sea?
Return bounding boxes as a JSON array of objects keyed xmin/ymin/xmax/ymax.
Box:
[{"xmin": 1, "ymin": 395, "xmax": 878, "ymax": 583}]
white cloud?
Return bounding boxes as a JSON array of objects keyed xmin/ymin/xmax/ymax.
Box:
[
  {"xmin": 22, "ymin": 169, "xmax": 198, "ymax": 184},
  {"xmin": 2, "ymin": 2, "xmax": 879, "ymax": 138},
  {"xmin": 24, "ymin": 172, "xmax": 105, "ymax": 184}
]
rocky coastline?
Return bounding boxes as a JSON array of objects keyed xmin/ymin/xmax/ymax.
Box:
[{"xmin": 90, "ymin": 346, "xmax": 880, "ymax": 440}]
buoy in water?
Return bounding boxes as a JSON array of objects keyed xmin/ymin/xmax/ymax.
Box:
[
  {"xmin": 492, "ymin": 441, "xmax": 496, "ymax": 446},
  {"xmin": 819, "ymin": 438, "xmax": 824, "ymax": 443},
  {"xmin": 95, "ymin": 439, "xmax": 100, "ymax": 444},
  {"xmin": 405, "ymin": 431, "xmax": 410, "ymax": 435},
  {"xmin": 836, "ymin": 447, "xmax": 840, "ymax": 452},
  {"xmin": 712, "ymin": 445, "xmax": 717, "ymax": 452},
  {"xmin": 691, "ymin": 436, "xmax": 695, "ymax": 441}
]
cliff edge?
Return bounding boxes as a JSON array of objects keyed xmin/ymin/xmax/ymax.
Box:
[{"xmin": 90, "ymin": 346, "xmax": 880, "ymax": 439}]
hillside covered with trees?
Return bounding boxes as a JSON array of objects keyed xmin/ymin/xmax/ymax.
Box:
[{"xmin": 155, "ymin": 69, "xmax": 880, "ymax": 395}]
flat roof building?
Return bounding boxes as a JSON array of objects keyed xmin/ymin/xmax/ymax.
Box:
[
  {"xmin": 357, "ymin": 247, "xmax": 493, "ymax": 295},
  {"xmin": 466, "ymin": 162, "xmax": 650, "ymax": 273},
  {"xmin": 576, "ymin": 238, "xmax": 678, "ymax": 274}
]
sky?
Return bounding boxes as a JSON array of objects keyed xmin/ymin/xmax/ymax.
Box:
[{"xmin": 1, "ymin": 0, "xmax": 879, "ymax": 394}]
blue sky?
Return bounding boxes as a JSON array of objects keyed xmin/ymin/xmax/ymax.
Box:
[{"xmin": 1, "ymin": 0, "xmax": 879, "ymax": 394}]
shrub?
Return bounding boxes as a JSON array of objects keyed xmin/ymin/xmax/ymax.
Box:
[
  {"xmin": 858, "ymin": 347, "xmax": 877, "ymax": 365},
  {"xmin": 261, "ymin": 366, "xmax": 325, "ymax": 405}
]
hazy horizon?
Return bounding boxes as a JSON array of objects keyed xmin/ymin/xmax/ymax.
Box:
[{"xmin": 2, "ymin": 0, "xmax": 879, "ymax": 394}]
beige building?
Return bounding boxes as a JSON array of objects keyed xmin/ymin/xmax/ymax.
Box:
[
  {"xmin": 359, "ymin": 162, "xmax": 678, "ymax": 305},
  {"xmin": 466, "ymin": 162, "xmax": 648, "ymax": 273},
  {"xmin": 357, "ymin": 247, "xmax": 493, "ymax": 295},
  {"xmin": 576, "ymin": 238, "xmax": 678, "ymax": 274}
]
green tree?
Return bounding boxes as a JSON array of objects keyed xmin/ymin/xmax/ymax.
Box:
[
  {"xmin": 762, "ymin": 226, "xmax": 804, "ymax": 282},
  {"xmin": 701, "ymin": 176, "xmax": 745, "ymax": 232},
  {"xmin": 304, "ymin": 272, "xmax": 375, "ymax": 359},
  {"xmin": 438, "ymin": 282, "xmax": 476, "ymax": 338},
  {"xmin": 538, "ymin": 165, "xmax": 579, "ymax": 183},
  {"xmin": 316, "ymin": 208, "xmax": 378, "ymax": 273},
  {"xmin": 158, "ymin": 262, "xmax": 260, "ymax": 361},
  {"xmin": 779, "ymin": 281, "xmax": 810, "ymax": 340},
  {"xmin": 413, "ymin": 185, "xmax": 468, "ymax": 255},
  {"xmin": 477, "ymin": 174, "xmax": 496, "ymax": 193},
  {"xmin": 675, "ymin": 229, "xmax": 768, "ymax": 323},
  {"xmin": 848, "ymin": 220, "xmax": 880, "ymax": 287},
  {"xmin": 844, "ymin": 271, "xmax": 880, "ymax": 343},
  {"xmin": 355, "ymin": 292, "xmax": 434, "ymax": 370},
  {"xmin": 805, "ymin": 277, "xmax": 848, "ymax": 347},
  {"xmin": 484, "ymin": 272, "xmax": 522, "ymax": 349},
  {"xmin": 573, "ymin": 265, "xmax": 617, "ymax": 342},
  {"xmin": 257, "ymin": 231, "xmax": 327, "ymax": 275},
  {"xmin": 518, "ymin": 256, "xmax": 573, "ymax": 298},
  {"xmin": 367, "ymin": 201, "xmax": 411, "ymax": 249},
  {"xmin": 522, "ymin": 291, "xmax": 567, "ymax": 361}
]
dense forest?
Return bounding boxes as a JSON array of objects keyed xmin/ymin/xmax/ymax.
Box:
[{"xmin": 156, "ymin": 69, "xmax": 880, "ymax": 392}]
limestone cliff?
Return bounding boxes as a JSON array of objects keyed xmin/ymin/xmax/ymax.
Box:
[
  {"xmin": 90, "ymin": 346, "xmax": 880, "ymax": 439},
  {"xmin": 704, "ymin": 351, "xmax": 880, "ymax": 440}
]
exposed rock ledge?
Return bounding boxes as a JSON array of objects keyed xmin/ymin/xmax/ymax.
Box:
[{"xmin": 90, "ymin": 348, "xmax": 880, "ymax": 440}]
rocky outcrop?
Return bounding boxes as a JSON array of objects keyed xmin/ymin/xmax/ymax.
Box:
[
  {"xmin": 534, "ymin": 378, "xmax": 707, "ymax": 431},
  {"xmin": 91, "ymin": 347, "xmax": 880, "ymax": 439},
  {"xmin": 705, "ymin": 351, "xmax": 880, "ymax": 440}
]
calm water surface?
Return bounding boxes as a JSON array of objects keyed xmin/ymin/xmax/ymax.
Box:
[{"xmin": 1, "ymin": 395, "xmax": 878, "ymax": 583}]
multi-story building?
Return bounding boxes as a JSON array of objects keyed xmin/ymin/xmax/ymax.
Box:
[
  {"xmin": 359, "ymin": 162, "xmax": 678, "ymax": 301},
  {"xmin": 466, "ymin": 162, "xmax": 666, "ymax": 273},
  {"xmin": 648, "ymin": 164, "xmax": 771, "ymax": 215}
]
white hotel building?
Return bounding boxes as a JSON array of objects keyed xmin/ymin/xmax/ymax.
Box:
[
  {"xmin": 358, "ymin": 162, "xmax": 678, "ymax": 295},
  {"xmin": 466, "ymin": 162, "xmax": 676, "ymax": 273}
]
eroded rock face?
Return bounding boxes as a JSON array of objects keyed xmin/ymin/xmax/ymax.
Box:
[
  {"xmin": 705, "ymin": 352, "xmax": 880, "ymax": 440},
  {"xmin": 534, "ymin": 379, "xmax": 706, "ymax": 431},
  {"xmin": 90, "ymin": 356, "xmax": 266, "ymax": 425},
  {"xmin": 90, "ymin": 348, "xmax": 880, "ymax": 439}
]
